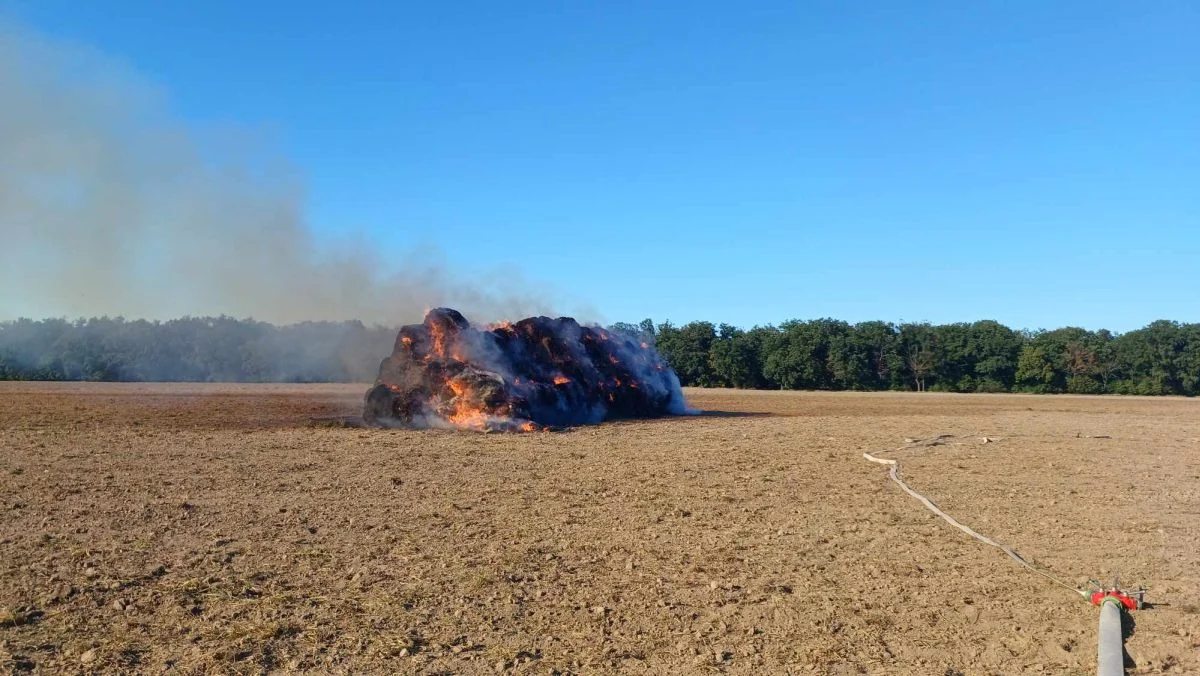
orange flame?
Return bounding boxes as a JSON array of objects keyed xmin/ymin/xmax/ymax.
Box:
[
  {"xmin": 427, "ymin": 323, "xmax": 450, "ymax": 361},
  {"xmin": 447, "ymin": 409, "xmax": 490, "ymax": 430},
  {"xmin": 442, "ymin": 376, "xmax": 493, "ymax": 430},
  {"xmin": 380, "ymin": 310, "xmax": 680, "ymax": 432}
]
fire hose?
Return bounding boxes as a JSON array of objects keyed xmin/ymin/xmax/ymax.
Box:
[{"xmin": 864, "ymin": 451, "xmax": 1145, "ymax": 675}]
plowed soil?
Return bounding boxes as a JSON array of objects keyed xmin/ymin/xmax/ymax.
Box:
[{"xmin": 1, "ymin": 383, "xmax": 1198, "ymax": 674}]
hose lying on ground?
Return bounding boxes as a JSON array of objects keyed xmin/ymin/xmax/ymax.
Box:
[
  {"xmin": 1096, "ymin": 596, "xmax": 1125, "ymax": 676},
  {"xmin": 865, "ymin": 440, "xmax": 1150, "ymax": 675},
  {"xmin": 862, "ymin": 451, "xmax": 1087, "ymax": 598}
]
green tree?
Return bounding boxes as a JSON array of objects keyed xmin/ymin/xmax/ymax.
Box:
[
  {"xmin": 1176, "ymin": 324, "xmax": 1200, "ymax": 396},
  {"xmin": 967, "ymin": 320, "xmax": 1023, "ymax": 391},
  {"xmin": 1112, "ymin": 320, "xmax": 1185, "ymax": 395},
  {"xmin": 763, "ymin": 320, "xmax": 836, "ymax": 390},
  {"xmin": 823, "ymin": 320, "xmax": 869, "ymax": 390},
  {"xmin": 853, "ymin": 321, "xmax": 903, "ymax": 390},
  {"xmin": 1015, "ymin": 344, "xmax": 1055, "ymax": 392},
  {"xmin": 655, "ymin": 321, "xmax": 720, "ymax": 387},
  {"xmin": 898, "ymin": 323, "xmax": 937, "ymax": 391},
  {"xmin": 708, "ymin": 324, "xmax": 768, "ymax": 389}
]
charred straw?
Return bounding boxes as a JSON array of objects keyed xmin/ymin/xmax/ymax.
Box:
[{"xmin": 363, "ymin": 308, "xmax": 688, "ymax": 431}]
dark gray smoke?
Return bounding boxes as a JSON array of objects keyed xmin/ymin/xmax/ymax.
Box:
[{"xmin": 0, "ymin": 20, "xmax": 574, "ymax": 326}]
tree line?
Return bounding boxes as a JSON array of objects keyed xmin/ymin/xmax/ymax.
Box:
[
  {"xmin": 3, "ymin": 315, "xmax": 1198, "ymax": 395},
  {"xmin": 615, "ymin": 318, "xmax": 1200, "ymax": 396},
  {"xmin": 0, "ymin": 317, "xmax": 394, "ymax": 383}
]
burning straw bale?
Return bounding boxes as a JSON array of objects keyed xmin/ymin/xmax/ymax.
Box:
[{"xmin": 363, "ymin": 308, "xmax": 688, "ymax": 431}]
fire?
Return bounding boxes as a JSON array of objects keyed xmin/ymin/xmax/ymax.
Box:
[
  {"xmin": 362, "ymin": 307, "xmax": 688, "ymax": 432},
  {"xmin": 447, "ymin": 409, "xmax": 489, "ymax": 429},
  {"xmin": 429, "ymin": 323, "xmax": 449, "ymax": 356}
]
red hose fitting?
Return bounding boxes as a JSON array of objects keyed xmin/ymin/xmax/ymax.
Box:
[{"xmin": 1090, "ymin": 590, "xmax": 1139, "ymax": 611}]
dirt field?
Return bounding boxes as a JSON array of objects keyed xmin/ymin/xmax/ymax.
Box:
[{"xmin": 2, "ymin": 384, "xmax": 1199, "ymax": 675}]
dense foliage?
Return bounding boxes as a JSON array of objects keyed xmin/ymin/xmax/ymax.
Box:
[
  {"xmin": 636, "ymin": 319, "xmax": 1200, "ymax": 396},
  {"xmin": 3, "ymin": 315, "xmax": 1198, "ymax": 395}
]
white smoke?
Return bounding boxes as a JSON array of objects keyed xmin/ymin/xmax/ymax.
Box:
[{"xmin": 0, "ymin": 19, "xmax": 576, "ymax": 325}]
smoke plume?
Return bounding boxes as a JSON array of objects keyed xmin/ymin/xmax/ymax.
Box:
[{"xmin": 0, "ymin": 20, "xmax": 565, "ymax": 326}]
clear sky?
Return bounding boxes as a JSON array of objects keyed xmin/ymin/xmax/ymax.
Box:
[{"xmin": 2, "ymin": 1, "xmax": 1197, "ymax": 331}]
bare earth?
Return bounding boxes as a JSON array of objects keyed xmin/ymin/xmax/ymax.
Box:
[{"xmin": 2, "ymin": 384, "xmax": 1199, "ymax": 675}]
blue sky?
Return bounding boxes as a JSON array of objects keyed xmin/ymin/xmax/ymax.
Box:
[{"xmin": 3, "ymin": 1, "xmax": 1197, "ymax": 331}]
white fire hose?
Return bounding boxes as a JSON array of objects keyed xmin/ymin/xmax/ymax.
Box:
[{"xmin": 864, "ymin": 450, "xmax": 1145, "ymax": 675}]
